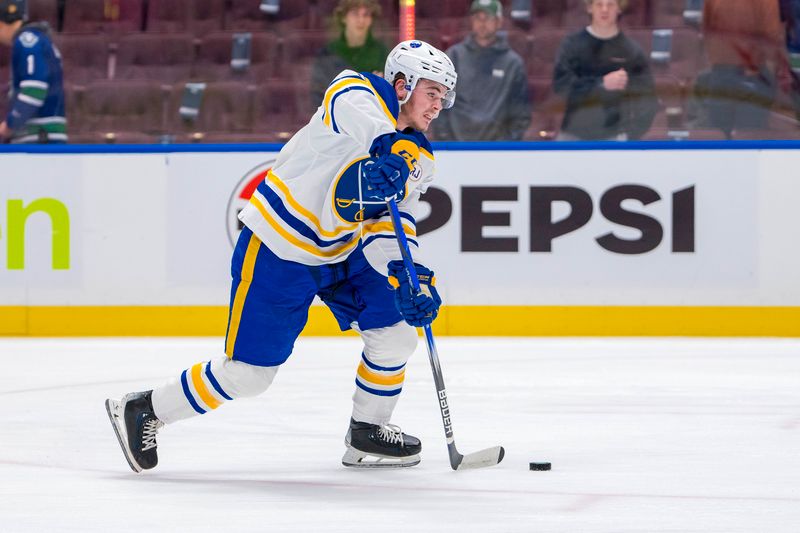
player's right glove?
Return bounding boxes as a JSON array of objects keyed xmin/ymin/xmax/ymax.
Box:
[
  {"xmin": 363, "ymin": 132, "xmax": 420, "ymax": 199},
  {"xmin": 387, "ymin": 260, "xmax": 442, "ymax": 327}
]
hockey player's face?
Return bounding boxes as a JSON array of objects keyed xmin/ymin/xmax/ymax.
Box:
[{"xmin": 400, "ymin": 79, "xmax": 447, "ymax": 132}]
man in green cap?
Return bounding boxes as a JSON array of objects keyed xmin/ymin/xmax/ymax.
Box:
[{"xmin": 433, "ymin": 0, "xmax": 532, "ymax": 141}]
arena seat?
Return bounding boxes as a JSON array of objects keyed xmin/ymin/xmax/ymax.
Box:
[
  {"xmin": 28, "ymin": 0, "xmax": 60, "ymax": 31},
  {"xmin": 145, "ymin": 0, "xmax": 189, "ymax": 33},
  {"xmin": 225, "ymin": 0, "xmax": 310, "ymax": 32},
  {"xmin": 167, "ymin": 81, "xmax": 257, "ymax": 140},
  {"xmin": 54, "ymin": 33, "xmax": 113, "ymax": 83},
  {"xmin": 188, "ymin": 0, "xmax": 226, "ymax": 35},
  {"xmin": 193, "ymin": 31, "xmax": 279, "ymax": 82},
  {"xmin": 76, "ymin": 80, "xmax": 169, "ymax": 140},
  {"xmin": 528, "ymin": 28, "xmax": 566, "ymax": 77},
  {"xmin": 254, "ymin": 79, "xmax": 305, "ymax": 141},
  {"xmin": 114, "ymin": 32, "xmax": 194, "ymax": 82},
  {"xmin": 62, "ymin": 0, "xmax": 144, "ymax": 34}
]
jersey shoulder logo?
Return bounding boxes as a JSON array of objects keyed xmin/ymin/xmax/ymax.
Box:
[{"xmin": 19, "ymin": 32, "xmax": 39, "ymax": 48}]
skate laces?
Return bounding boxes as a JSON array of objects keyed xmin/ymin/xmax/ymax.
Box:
[
  {"xmin": 377, "ymin": 424, "xmax": 403, "ymax": 446},
  {"xmin": 141, "ymin": 418, "xmax": 164, "ymax": 451}
]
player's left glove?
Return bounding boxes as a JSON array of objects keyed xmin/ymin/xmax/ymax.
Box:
[
  {"xmin": 363, "ymin": 132, "xmax": 421, "ymax": 200},
  {"xmin": 363, "ymin": 153, "xmax": 409, "ymax": 199},
  {"xmin": 387, "ymin": 260, "xmax": 442, "ymax": 327}
]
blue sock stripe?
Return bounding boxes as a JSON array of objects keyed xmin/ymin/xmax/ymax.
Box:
[
  {"xmin": 360, "ymin": 352, "xmax": 406, "ymax": 373},
  {"xmin": 355, "ymin": 378, "xmax": 402, "ymax": 397},
  {"xmin": 180, "ymin": 369, "xmax": 207, "ymax": 415},
  {"xmin": 204, "ymin": 362, "xmax": 233, "ymax": 401}
]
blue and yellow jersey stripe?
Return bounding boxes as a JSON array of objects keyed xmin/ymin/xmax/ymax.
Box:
[{"xmin": 322, "ymin": 72, "xmax": 398, "ymax": 133}]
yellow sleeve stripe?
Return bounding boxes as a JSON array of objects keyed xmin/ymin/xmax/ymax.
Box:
[
  {"xmin": 420, "ymin": 147, "xmax": 434, "ymax": 160},
  {"xmin": 322, "ymin": 77, "xmax": 373, "ymax": 128},
  {"xmin": 250, "ymin": 195, "xmax": 359, "ymax": 258},
  {"xmin": 357, "ymin": 362, "xmax": 406, "ymax": 386},
  {"xmin": 267, "ymin": 170, "xmax": 359, "ymax": 237},
  {"xmin": 225, "ymin": 233, "xmax": 261, "ymax": 357},
  {"xmin": 364, "ymin": 77, "xmax": 398, "ymax": 128},
  {"xmin": 190, "ymin": 362, "xmax": 222, "ymax": 410}
]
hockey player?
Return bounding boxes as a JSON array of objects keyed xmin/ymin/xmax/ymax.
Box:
[
  {"xmin": 0, "ymin": 0, "xmax": 66, "ymax": 143},
  {"xmin": 105, "ymin": 40, "xmax": 457, "ymax": 471}
]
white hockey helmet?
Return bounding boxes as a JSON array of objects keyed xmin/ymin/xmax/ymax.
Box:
[{"xmin": 384, "ymin": 40, "xmax": 458, "ymax": 109}]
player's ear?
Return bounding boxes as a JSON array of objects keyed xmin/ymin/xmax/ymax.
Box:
[{"xmin": 394, "ymin": 78, "xmax": 408, "ymax": 102}]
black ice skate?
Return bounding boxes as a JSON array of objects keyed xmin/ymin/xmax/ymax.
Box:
[
  {"xmin": 105, "ymin": 390, "xmax": 164, "ymax": 473},
  {"xmin": 342, "ymin": 418, "xmax": 421, "ymax": 468}
]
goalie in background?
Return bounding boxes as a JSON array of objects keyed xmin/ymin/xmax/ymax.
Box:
[{"xmin": 106, "ymin": 40, "xmax": 457, "ymax": 471}]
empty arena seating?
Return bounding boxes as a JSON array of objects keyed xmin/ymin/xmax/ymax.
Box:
[
  {"xmin": 193, "ymin": 31, "xmax": 279, "ymax": 82},
  {"xmin": 113, "ymin": 32, "xmax": 194, "ymax": 82},
  {"xmin": 1, "ymin": 0, "xmax": 798, "ymax": 142},
  {"xmin": 28, "ymin": 0, "xmax": 59, "ymax": 30},
  {"xmin": 62, "ymin": 0, "xmax": 144, "ymax": 34},
  {"xmin": 54, "ymin": 33, "xmax": 113, "ymax": 83},
  {"xmin": 72, "ymin": 80, "xmax": 168, "ymax": 143}
]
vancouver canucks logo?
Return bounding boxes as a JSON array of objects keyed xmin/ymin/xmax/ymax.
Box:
[
  {"xmin": 333, "ymin": 157, "xmax": 406, "ymax": 223},
  {"xmin": 410, "ymin": 41, "xmax": 422, "ymax": 48}
]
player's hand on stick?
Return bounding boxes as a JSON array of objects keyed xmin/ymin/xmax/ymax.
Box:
[
  {"xmin": 364, "ymin": 153, "xmax": 409, "ymax": 199},
  {"xmin": 365, "ymin": 132, "xmax": 421, "ymax": 199},
  {"xmin": 387, "ymin": 260, "xmax": 442, "ymax": 327}
]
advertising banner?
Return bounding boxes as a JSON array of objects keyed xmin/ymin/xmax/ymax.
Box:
[{"xmin": 1, "ymin": 146, "xmax": 798, "ymax": 335}]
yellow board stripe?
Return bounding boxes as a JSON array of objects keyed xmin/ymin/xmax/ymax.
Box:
[
  {"xmin": 268, "ymin": 170, "xmax": 358, "ymax": 237},
  {"xmin": 191, "ymin": 362, "xmax": 222, "ymax": 410},
  {"xmin": 357, "ymin": 362, "xmax": 405, "ymax": 386},
  {"xmin": 225, "ymin": 234, "xmax": 261, "ymax": 357},
  {"xmin": 250, "ymin": 195, "xmax": 359, "ymax": 258},
  {"xmin": 4, "ymin": 306, "xmax": 800, "ymax": 337}
]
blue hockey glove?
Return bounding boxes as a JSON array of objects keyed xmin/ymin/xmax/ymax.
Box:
[
  {"xmin": 387, "ymin": 260, "xmax": 442, "ymax": 327},
  {"xmin": 363, "ymin": 153, "xmax": 409, "ymax": 199},
  {"xmin": 364, "ymin": 132, "xmax": 421, "ymax": 199}
]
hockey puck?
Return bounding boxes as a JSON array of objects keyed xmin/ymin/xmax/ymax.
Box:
[{"xmin": 529, "ymin": 462, "xmax": 551, "ymax": 471}]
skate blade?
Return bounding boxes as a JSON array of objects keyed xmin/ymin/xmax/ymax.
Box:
[
  {"xmin": 105, "ymin": 398, "xmax": 142, "ymax": 473},
  {"xmin": 341, "ymin": 446, "xmax": 420, "ymax": 469}
]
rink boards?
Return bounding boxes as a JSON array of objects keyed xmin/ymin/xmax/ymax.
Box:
[{"xmin": 1, "ymin": 142, "xmax": 799, "ymax": 336}]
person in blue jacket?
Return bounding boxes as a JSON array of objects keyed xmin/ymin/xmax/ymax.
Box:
[{"xmin": 0, "ymin": 0, "xmax": 67, "ymax": 143}]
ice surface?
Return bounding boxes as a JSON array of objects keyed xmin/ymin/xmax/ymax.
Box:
[{"xmin": 1, "ymin": 337, "xmax": 798, "ymax": 532}]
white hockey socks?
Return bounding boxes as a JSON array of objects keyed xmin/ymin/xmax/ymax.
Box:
[{"xmin": 151, "ymin": 356, "xmax": 278, "ymax": 424}]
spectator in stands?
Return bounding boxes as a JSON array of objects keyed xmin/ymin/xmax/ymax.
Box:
[
  {"xmin": 432, "ymin": 0, "xmax": 531, "ymax": 141},
  {"xmin": 780, "ymin": 0, "xmax": 800, "ymax": 54},
  {"xmin": 0, "ymin": 0, "xmax": 66, "ymax": 143},
  {"xmin": 552, "ymin": 0, "xmax": 656, "ymax": 141},
  {"xmin": 692, "ymin": 0, "xmax": 800, "ymax": 137},
  {"xmin": 310, "ymin": 0, "xmax": 389, "ymax": 107}
]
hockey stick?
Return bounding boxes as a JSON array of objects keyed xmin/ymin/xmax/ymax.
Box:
[{"xmin": 386, "ymin": 198, "xmax": 505, "ymax": 470}]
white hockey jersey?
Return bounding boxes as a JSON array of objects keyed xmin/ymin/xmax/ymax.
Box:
[{"xmin": 238, "ymin": 70, "xmax": 436, "ymax": 274}]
